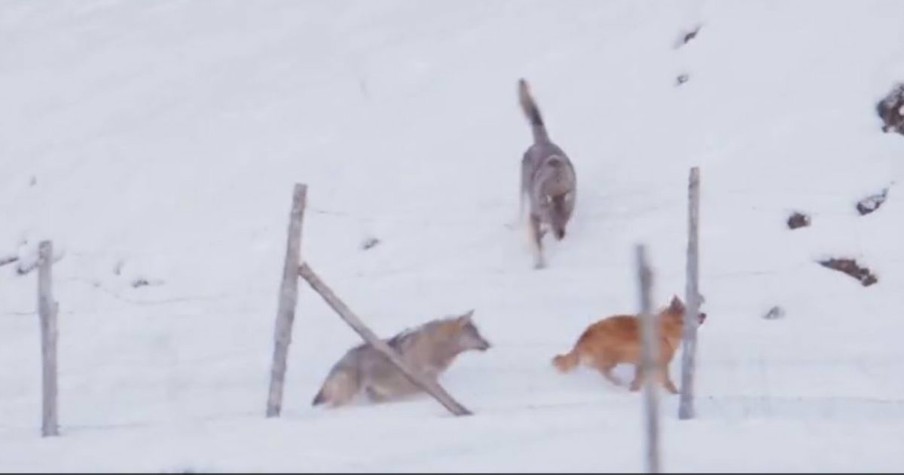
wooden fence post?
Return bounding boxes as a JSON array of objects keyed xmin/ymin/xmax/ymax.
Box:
[
  {"xmin": 298, "ymin": 263, "xmax": 472, "ymax": 417},
  {"xmin": 636, "ymin": 244, "xmax": 659, "ymax": 473},
  {"xmin": 37, "ymin": 240, "xmax": 59, "ymax": 437},
  {"xmin": 266, "ymin": 183, "xmax": 308, "ymax": 418},
  {"xmin": 679, "ymin": 167, "xmax": 701, "ymax": 420}
]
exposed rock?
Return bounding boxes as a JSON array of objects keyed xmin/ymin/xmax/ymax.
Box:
[
  {"xmin": 676, "ymin": 25, "xmax": 702, "ymax": 48},
  {"xmin": 787, "ymin": 211, "xmax": 810, "ymax": 230},
  {"xmin": 818, "ymin": 258, "xmax": 878, "ymax": 287},
  {"xmin": 763, "ymin": 306, "xmax": 785, "ymax": 320},
  {"xmin": 361, "ymin": 236, "xmax": 381, "ymax": 251},
  {"xmin": 876, "ymin": 83, "xmax": 904, "ymax": 134},
  {"xmin": 855, "ymin": 188, "xmax": 888, "ymax": 216},
  {"xmin": 131, "ymin": 276, "xmax": 163, "ymax": 288}
]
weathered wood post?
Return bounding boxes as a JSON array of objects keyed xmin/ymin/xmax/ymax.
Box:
[
  {"xmin": 266, "ymin": 183, "xmax": 308, "ymax": 418},
  {"xmin": 636, "ymin": 244, "xmax": 659, "ymax": 473},
  {"xmin": 679, "ymin": 167, "xmax": 701, "ymax": 420},
  {"xmin": 0, "ymin": 255, "xmax": 17, "ymax": 267},
  {"xmin": 298, "ymin": 263, "xmax": 472, "ymax": 417},
  {"xmin": 37, "ymin": 240, "xmax": 59, "ymax": 437}
]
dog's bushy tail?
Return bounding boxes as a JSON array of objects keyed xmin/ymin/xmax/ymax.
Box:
[
  {"xmin": 552, "ymin": 349, "xmax": 580, "ymax": 373},
  {"xmin": 518, "ymin": 78, "xmax": 550, "ymax": 144}
]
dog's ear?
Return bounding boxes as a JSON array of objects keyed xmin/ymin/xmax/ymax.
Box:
[{"xmin": 669, "ymin": 295, "xmax": 685, "ymax": 312}]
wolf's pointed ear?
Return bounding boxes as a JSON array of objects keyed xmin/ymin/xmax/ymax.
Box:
[
  {"xmin": 670, "ymin": 295, "xmax": 684, "ymax": 312},
  {"xmin": 457, "ymin": 309, "xmax": 475, "ymax": 325}
]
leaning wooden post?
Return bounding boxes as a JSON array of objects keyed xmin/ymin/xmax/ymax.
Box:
[
  {"xmin": 266, "ymin": 183, "xmax": 308, "ymax": 418},
  {"xmin": 298, "ymin": 263, "xmax": 472, "ymax": 417},
  {"xmin": 636, "ymin": 244, "xmax": 659, "ymax": 473},
  {"xmin": 37, "ymin": 240, "xmax": 59, "ymax": 437},
  {"xmin": 679, "ymin": 167, "xmax": 701, "ymax": 420}
]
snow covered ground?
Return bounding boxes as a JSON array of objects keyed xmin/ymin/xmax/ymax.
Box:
[{"xmin": 2, "ymin": 0, "xmax": 904, "ymax": 471}]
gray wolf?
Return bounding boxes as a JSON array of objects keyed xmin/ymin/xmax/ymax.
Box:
[
  {"xmin": 312, "ymin": 309, "xmax": 491, "ymax": 407},
  {"xmin": 517, "ymin": 78, "xmax": 577, "ymax": 269},
  {"xmin": 552, "ymin": 296, "xmax": 707, "ymax": 394}
]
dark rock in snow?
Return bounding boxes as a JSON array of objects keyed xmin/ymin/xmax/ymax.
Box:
[
  {"xmin": 676, "ymin": 25, "xmax": 702, "ymax": 48},
  {"xmin": 361, "ymin": 236, "xmax": 381, "ymax": 251},
  {"xmin": 763, "ymin": 306, "xmax": 785, "ymax": 320},
  {"xmin": 131, "ymin": 277, "xmax": 163, "ymax": 288},
  {"xmin": 818, "ymin": 258, "xmax": 878, "ymax": 287},
  {"xmin": 877, "ymin": 83, "xmax": 904, "ymax": 134},
  {"xmin": 787, "ymin": 211, "xmax": 810, "ymax": 230},
  {"xmin": 855, "ymin": 188, "xmax": 888, "ymax": 216}
]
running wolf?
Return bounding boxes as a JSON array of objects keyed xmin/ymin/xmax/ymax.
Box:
[
  {"xmin": 517, "ymin": 78, "xmax": 577, "ymax": 269},
  {"xmin": 312, "ymin": 309, "xmax": 491, "ymax": 408},
  {"xmin": 552, "ymin": 296, "xmax": 707, "ymax": 394}
]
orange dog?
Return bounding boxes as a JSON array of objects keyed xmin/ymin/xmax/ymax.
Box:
[{"xmin": 552, "ymin": 295, "xmax": 706, "ymax": 394}]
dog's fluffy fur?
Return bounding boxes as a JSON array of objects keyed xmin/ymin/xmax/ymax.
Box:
[{"xmin": 552, "ymin": 296, "xmax": 707, "ymax": 394}]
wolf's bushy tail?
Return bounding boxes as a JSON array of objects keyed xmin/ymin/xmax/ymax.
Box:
[
  {"xmin": 311, "ymin": 362, "xmax": 360, "ymax": 407},
  {"xmin": 552, "ymin": 349, "xmax": 580, "ymax": 373},
  {"xmin": 518, "ymin": 78, "xmax": 550, "ymax": 144}
]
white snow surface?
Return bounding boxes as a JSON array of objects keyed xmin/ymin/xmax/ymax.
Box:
[{"xmin": 2, "ymin": 0, "xmax": 904, "ymax": 472}]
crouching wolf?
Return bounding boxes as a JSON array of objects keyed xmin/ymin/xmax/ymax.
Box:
[
  {"xmin": 312, "ymin": 309, "xmax": 491, "ymax": 408},
  {"xmin": 552, "ymin": 296, "xmax": 707, "ymax": 394},
  {"xmin": 517, "ymin": 78, "xmax": 577, "ymax": 269}
]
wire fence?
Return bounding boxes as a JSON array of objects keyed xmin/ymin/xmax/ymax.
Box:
[{"xmin": 1, "ymin": 182, "xmax": 900, "ymax": 318}]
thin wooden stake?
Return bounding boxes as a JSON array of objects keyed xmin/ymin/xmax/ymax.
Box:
[
  {"xmin": 679, "ymin": 167, "xmax": 701, "ymax": 420},
  {"xmin": 636, "ymin": 244, "xmax": 659, "ymax": 473},
  {"xmin": 298, "ymin": 263, "xmax": 472, "ymax": 417},
  {"xmin": 37, "ymin": 240, "xmax": 59, "ymax": 437},
  {"xmin": 266, "ymin": 183, "xmax": 308, "ymax": 418}
]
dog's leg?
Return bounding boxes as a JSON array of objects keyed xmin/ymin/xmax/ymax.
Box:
[
  {"xmin": 629, "ymin": 364, "xmax": 644, "ymax": 392},
  {"xmin": 658, "ymin": 364, "xmax": 679, "ymax": 394},
  {"xmin": 595, "ymin": 356, "xmax": 623, "ymax": 387},
  {"xmin": 528, "ymin": 214, "xmax": 546, "ymax": 269}
]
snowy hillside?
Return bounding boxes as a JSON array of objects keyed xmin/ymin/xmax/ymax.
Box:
[{"xmin": 2, "ymin": 0, "xmax": 904, "ymax": 471}]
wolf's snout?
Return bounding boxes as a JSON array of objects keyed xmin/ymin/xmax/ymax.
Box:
[
  {"xmin": 478, "ymin": 340, "xmax": 491, "ymax": 351},
  {"xmin": 554, "ymin": 229, "xmax": 565, "ymax": 240}
]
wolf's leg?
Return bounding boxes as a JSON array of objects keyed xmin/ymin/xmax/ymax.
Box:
[
  {"xmin": 365, "ymin": 371, "xmax": 422, "ymax": 404},
  {"xmin": 316, "ymin": 370, "xmax": 360, "ymax": 407},
  {"xmin": 516, "ymin": 159, "xmax": 532, "ymax": 226},
  {"xmin": 365, "ymin": 385, "xmax": 392, "ymax": 403},
  {"xmin": 528, "ymin": 214, "xmax": 546, "ymax": 269},
  {"xmin": 517, "ymin": 191, "xmax": 525, "ymax": 226}
]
